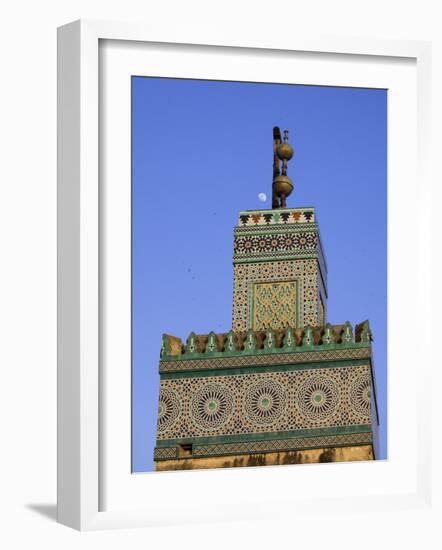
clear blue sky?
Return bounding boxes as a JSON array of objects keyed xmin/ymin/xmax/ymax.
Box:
[{"xmin": 131, "ymin": 77, "xmax": 387, "ymax": 472}]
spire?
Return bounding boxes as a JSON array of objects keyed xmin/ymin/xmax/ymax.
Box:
[{"xmin": 272, "ymin": 127, "xmax": 294, "ymax": 209}]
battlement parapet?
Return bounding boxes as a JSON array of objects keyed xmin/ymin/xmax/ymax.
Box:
[{"xmin": 160, "ymin": 321, "xmax": 371, "ymax": 361}]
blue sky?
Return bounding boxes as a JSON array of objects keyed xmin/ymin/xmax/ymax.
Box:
[{"xmin": 131, "ymin": 77, "xmax": 387, "ymax": 472}]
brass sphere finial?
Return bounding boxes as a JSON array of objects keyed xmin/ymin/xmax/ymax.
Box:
[
  {"xmin": 272, "ymin": 128, "xmax": 294, "ymax": 209},
  {"xmin": 277, "ymin": 130, "xmax": 294, "ymax": 162}
]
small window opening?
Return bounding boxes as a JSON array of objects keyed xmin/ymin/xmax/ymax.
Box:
[{"xmin": 179, "ymin": 444, "xmax": 193, "ymax": 457}]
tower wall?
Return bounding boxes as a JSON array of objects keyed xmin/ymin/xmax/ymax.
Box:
[
  {"xmin": 155, "ymin": 445, "xmax": 374, "ymax": 471},
  {"xmin": 154, "ymin": 324, "xmax": 377, "ymax": 470},
  {"xmin": 151, "ymin": 128, "xmax": 378, "ymax": 471},
  {"xmin": 232, "ymin": 207, "xmax": 327, "ymax": 332}
]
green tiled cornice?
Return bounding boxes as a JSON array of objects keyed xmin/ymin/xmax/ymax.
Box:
[{"xmin": 156, "ymin": 423, "xmax": 372, "ymax": 447}]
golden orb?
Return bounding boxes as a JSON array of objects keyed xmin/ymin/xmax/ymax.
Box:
[
  {"xmin": 273, "ymin": 174, "xmax": 293, "ymax": 198},
  {"xmin": 277, "ymin": 142, "xmax": 294, "ymax": 161}
]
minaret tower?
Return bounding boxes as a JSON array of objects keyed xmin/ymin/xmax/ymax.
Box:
[{"xmin": 153, "ymin": 128, "xmax": 379, "ymax": 471}]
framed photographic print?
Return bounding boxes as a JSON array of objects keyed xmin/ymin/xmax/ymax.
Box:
[
  {"xmin": 132, "ymin": 79, "xmax": 384, "ymax": 474},
  {"xmin": 57, "ymin": 19, "xmax": 432, "ymax": 530}
]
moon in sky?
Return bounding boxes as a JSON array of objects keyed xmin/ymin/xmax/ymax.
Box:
[{"xmin": 258, "ymin": 193, "xmax": 267, "ymax": 203}]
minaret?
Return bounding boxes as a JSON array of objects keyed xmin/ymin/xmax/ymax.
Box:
[
  {"xmin": 232, "ymin": 127, "xmax": 327, "ymax": 333},
  {"xmin": 153, "ymin": 128, "xmax": 378, "ymax": 471}
]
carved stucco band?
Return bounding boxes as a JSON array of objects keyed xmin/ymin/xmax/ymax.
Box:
[{"xmin": 159, "ymin": 347, "xmax": 371, "ymax": 373}]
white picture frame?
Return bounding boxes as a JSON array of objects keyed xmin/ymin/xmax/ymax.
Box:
[{"xmin": 57, "ymin": 19, "xmax": 433, "ymax": 531}]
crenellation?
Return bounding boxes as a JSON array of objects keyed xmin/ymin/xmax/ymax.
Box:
[{"xmin": 160, "ymin": 322, "xmax": 372, "ymax": 362}]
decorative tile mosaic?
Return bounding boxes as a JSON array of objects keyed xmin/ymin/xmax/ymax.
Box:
[
  {"xmin": 159, "ymin": 346, "xmax": 372, "ymax": 373},
  {"xmin": 156, "ymin": 365, "xmax": 372, "ymax": 441},
  {"xmin": 190, "ymin": 432, "xmax": 373, "ymax": 458},
  {"xmin": 154, "ymin": 447, "xmax": 177, "ymax": 460},
  {"xmin": 349, "ymin": 372, "xmax": 372, "ymax": 416},
  {"xmin": 238, "ymin": 209, "xmax": 315, "ymax": 226},
  {"xmin": 252, "ymin": 281, "xmax": 297, "ymax": 330},
  {"xmin": 156, "ymin": 387, "xmax": 181, "ymax": 434},
  {"xmin": 232, "ymin": 259, "xmax": 319, "ymax": 331},
  {"xmin": 243, "ymin": 378, "xmax": 288, "ymax": 425},
  {"xmin": 234, "ymin": 222, "xmax": 318, "ymax": 235},
  {"xmin": 234, "ymin": 231, "xmax": 318, "ymax": 259},
  {"xmin": 190, "ymin": 382, "xmax": 235, "ymax": 431}
]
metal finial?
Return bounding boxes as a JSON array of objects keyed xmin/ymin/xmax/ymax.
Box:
[
  {"xmin": 272, "ymin": 127, "xmax": 294, "ymax": 209},
  {"xmin": 272, "ymin": 127, "xmax": 282, "ymax": 208}
]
